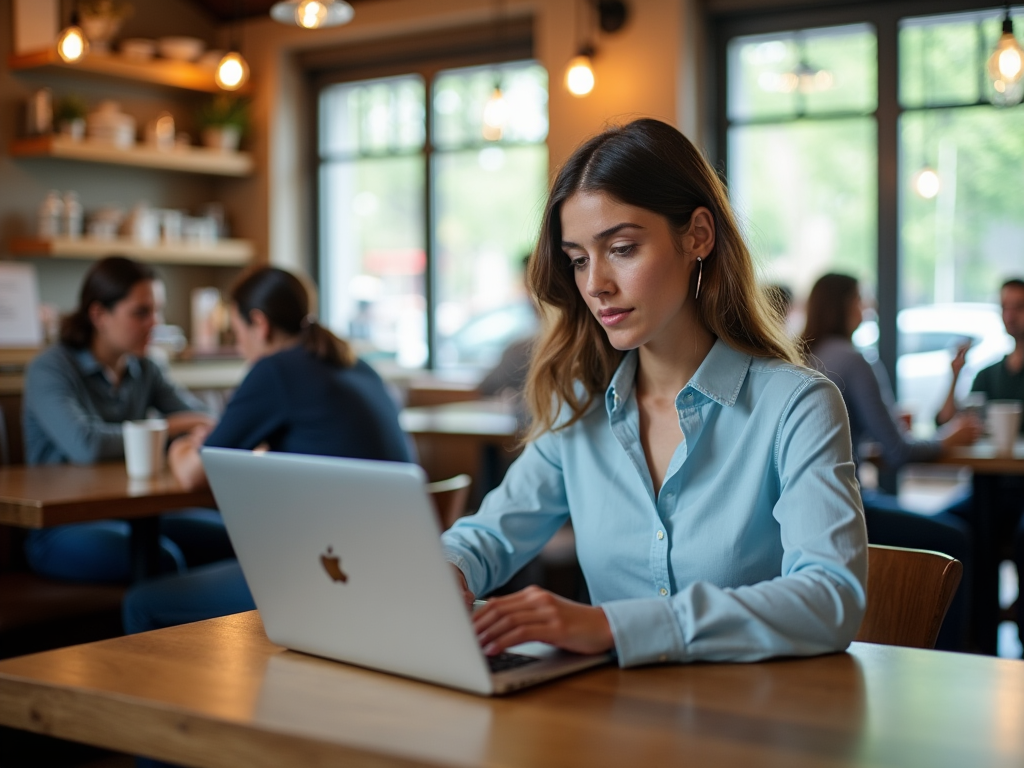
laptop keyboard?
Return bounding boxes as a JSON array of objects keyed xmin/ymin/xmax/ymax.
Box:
[{"xmin": 487, "ymin": 651, "xmax": 541, "ymax": 674}]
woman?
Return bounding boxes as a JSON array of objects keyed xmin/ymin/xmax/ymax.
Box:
[
  {"xmin": 22, "ymin": 256, "xmax": 224, "ymax": 582},
  {"xmin": 122, "ymin": 266, "xmax": 411, "ymax": 633},
  {"xmin": 802, "ymin": 272, "xmax": 979, "ymax": 650},
  {"xmin": 441, "ymin": 119, "xmax": 868, "ymax": 665}
]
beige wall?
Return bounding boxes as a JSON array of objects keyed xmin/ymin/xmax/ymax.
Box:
[{"xmin": 218, "ymin": 0, "xmax": 702, "ymax": 276}]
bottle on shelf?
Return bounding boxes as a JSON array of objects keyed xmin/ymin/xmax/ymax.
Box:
[
  {"xmin": 63, "ymin": 191, "xmax": 83, "ymax": 239},
  {"xmin": 37, "ymin": 190, "xmax": 64, "ymax": 239}
]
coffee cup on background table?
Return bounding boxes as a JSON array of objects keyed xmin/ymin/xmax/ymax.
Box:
[
  {"xmin": 123, "ymin": 419, "xmax": 169, "ymax": 479},
  {"xmin": 986, "ymin": 401, "xmax": 1022, "ymax": 456}
]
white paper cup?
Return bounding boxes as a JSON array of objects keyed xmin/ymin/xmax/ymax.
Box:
[
  {"xmin": 123, "ymin": 419, "xmax": 169, "ymax": 479},
  {"xmin": 986, "ymin": 400, "xmax": 1022, "ymax": 456}
]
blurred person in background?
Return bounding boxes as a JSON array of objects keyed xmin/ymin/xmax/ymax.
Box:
[
  {"xmin": 937, "ymin": 278, "xmax": 1024, "ymax": 430},
  {"xmin": 22, "ymin": 256, "xmax": 227, "ymax": 584},
  {"xmin": 802, "ymin": 272, "xmax": 981, "ymax": 651},
  {"xmin": 935, "ymin": 276, "xmax": 1024, "ymax": 654}
]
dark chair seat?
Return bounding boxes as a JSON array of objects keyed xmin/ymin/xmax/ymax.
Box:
[{"xmin": 0, "ymin": 572, "xmax": 124, "ymax": 634}]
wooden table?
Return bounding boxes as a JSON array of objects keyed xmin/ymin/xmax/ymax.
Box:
[
  {"xmin": 937, "ymin": 439, "xmax": 1024, "ymax": 654},
  {"xmin": 0, "ymin": 462, "xmax": 216, "ymax": 580},
  {"xmin": 1, "ymin": 611, "xmax": 1023, "ymax": 767},
  {"xmin": 400, "ymin": 400, "xmax": 521, "ymax": 505}
]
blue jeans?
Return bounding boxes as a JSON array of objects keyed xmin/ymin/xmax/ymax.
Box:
[
  {"xmin": 122, "ymin": 559, "xmax": 255, "ymax": 634},
  {"xmin": 861, "ymin": 489, "xmax": 973, "ymax": 652},
  {"xmin": 24, "ymin": 509, "xmax": 234, "ymax": 584}
]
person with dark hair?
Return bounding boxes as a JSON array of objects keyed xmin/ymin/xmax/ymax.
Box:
[
  {"xmin": 22, "ymin": 256, "xmax": 223, "ymax": 583},
  {"xmin": 802, "ymin": 272, "xmax": 980, "ymax": 650},
  {"xmin": 937, "ymin": 278, "xmax": 1024, "ymax": 430},
  {"xmin": 439, "ymin": 119, "xmax": 867, "ymax": 665},
  {"xmin": 122, "ymin": 265, "xmax": 411, "ymax": 633}
]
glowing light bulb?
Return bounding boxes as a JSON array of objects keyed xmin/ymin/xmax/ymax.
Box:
[
  {"xmin": 482, "ymin": 87, "xmax": 507, "ymax": 141},
  {"xmin": 913, "ymin": 167, "xmax": 940, "ymax": 199},
  {"xmin": 988, "ymin": 15, "xmax": 1024, "ymax": 105},
  {"xmin": 57, "ymin": 25, "xmax": 88, "ymax": 63},
  {"xmin": 565, "ymin": 54, "xmax": 595, "ymax": 97},
  {"xmin": 215, "ymin": 52, "xmax": 249, "ymax": 91},
  {"xmin": 296, "ymin": 0, "xmax": 329, "ymax": 29}
]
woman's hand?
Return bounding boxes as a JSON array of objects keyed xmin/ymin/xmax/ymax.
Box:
[
  {"xmin": 472, "ymin": 585, "xmax": 615, "ymax": 656},
  {"xmin": 950, "ymin": 341, "xmax": 971, "ymax": 379},
  {"xmin": 168, "ymin": 426, "xmax": 211, "ymax": 490},
  {"xmin": 939, "ymin": 413, "xmax": 982, "ymax": 451},
  {"xmin": 165, "ymin": 412, "xmax": 216, "ymax": 439}
]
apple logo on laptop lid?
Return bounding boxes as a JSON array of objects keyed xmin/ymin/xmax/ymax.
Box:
[{"xmin": 320, "ymin": 546, "xmax": 348, "ymax": 583}]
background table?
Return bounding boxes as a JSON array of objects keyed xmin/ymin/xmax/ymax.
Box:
[
  {"xmin": 401, "ymin": 400, "xmax": 521, "ymax": 506},
  {"xmin": 0, "ymin": 463, "xmax": 216, "ymax": 580},
  {"xmin": 937, "ymin": 439, "xmax": 1024, "ymax": 654},
  {"xmin": 1, "ymin": 611, "xmax": 1023, "ymax": 768}
]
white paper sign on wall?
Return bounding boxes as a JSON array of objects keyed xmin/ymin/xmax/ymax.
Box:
[{"xmin": 0, "ymin": 263, "xmax": 43, "ymax": 347}]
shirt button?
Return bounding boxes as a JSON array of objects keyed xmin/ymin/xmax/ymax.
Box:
[
  {"xmin": 659, "ymin": 587, "xmax": 668, "ymax": 596},
  {"xmin": 683, "ymin": 392, "xmax": 693, "ymax": 401},
  {"xmin": 657, "ymin": 530, "xmax": 664, "ymax": 540},
  {"xmin": 659, "ymin": 654, "xmax": 668, "ymax": 662}
]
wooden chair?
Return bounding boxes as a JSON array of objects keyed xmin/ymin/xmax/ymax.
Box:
[
  {"xmin": 855, "ymin": 544, "xmax": 963, "ymax": 649},
  {"xmin": 426, "ymin": 474, "xmax": 472, "ymax": 530}
]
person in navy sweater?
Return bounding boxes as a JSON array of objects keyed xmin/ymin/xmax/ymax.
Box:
[{"xmin": 122, "ymin": 266, "xmax": 410, "ymax": 633}]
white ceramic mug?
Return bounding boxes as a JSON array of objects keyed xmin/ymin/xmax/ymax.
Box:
[
  {"xmin": 122, "ymin": 419, "xmax": 169, "ymax": 479},
  {"xmin": 986, "ymin": 400, "xmax": 1022, "ymax": 456}
]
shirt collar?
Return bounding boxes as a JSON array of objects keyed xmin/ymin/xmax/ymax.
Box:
[
  {"xmin": 605, "ymin": 338, "xmax": 752, "ymax": 416},
  {"xmin": 71, "ymin": 347, "xmax": 142, "ymax": 381}
]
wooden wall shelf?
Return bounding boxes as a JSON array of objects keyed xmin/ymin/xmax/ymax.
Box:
[
  {"xmin": 10, "ymin": 136, "xmax": 254, "ymax": 177},
  {"xmin": 7, "ymin": 237, "xmax": 253, "ymax": 266},
  {"xmin": 7, "ymin": 50, "xmax": 241, "ymax": 94}
]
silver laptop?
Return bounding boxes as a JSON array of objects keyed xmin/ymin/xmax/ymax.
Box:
[{"xmin": 200, "ymin": 447, "xmax": 612, "ymax": 695}]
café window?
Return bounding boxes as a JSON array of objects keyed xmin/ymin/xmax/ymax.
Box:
[
  {"xmin": 725, "ymin": 23, "xmax": 879, "ymax": 308},
  {"xmin": 722, "ymin": 6, "xmax": 1020, "ymax": 425},
  {"xmin": 318, "ymin": 59, "xmax": 548, "ymax": 371}
]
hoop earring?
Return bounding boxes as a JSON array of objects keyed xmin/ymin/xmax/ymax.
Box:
[{"xmin": 694, "ymin": 257, "xmax": 703, "ymax": 300}]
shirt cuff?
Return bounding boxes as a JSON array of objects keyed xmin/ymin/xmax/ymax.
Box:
[
  {"xmin": 601, "ymin": 596, "xmax": 687, "ymax": 667},
  {"xmin": 441, "ymin": 546, "xmax": 476, "ymax": 591}
]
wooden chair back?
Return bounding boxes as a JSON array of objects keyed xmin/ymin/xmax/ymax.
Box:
[
  {"xmin": 426, "ymin": 474, "xmax": 472, "ymax": 530},
  {"xmin": 855, "ymin": 544, "xmax": 963, "ymax": 649}
]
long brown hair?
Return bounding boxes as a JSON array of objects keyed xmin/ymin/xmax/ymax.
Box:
[
  {"xmin": 801, "ymin": 273, "xmax": 860, "ymax": 355},
  {"xmin": 526, "ymin": 118, "xmax": 800, "ymax": 437},
  {"xmin": 231, "ymin": 266, "xmax": 355, "ymax": 367},
  {"xmin": 61, "ymin": 256, "xmax": 156, "ymax": 349}
]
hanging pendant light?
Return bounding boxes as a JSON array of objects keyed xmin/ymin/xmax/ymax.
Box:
[
  {"xmin": 56, "ymin": 11, "xmax": 89, "ymax": 63},
  {"xmin": 988, "ymin": 6, "xmax": 1024, "ymax": 106},
  {"xmin": 216, "ymin": 0, "xmax": 250, "ymax": 92},
  {"xmin": 482, "ymin": 84, "xmax": 508, "ymax": 141},
  {"xmin": 216, "ymin": 51, "xmax": 249, "ymax": 90},
  {"xmin": 270, "ymin": 0, "xmax": 354, "ymax": 29},
  {"xmin": 565, "ymin": 48, "xmax": 596, "ymax": 97}
]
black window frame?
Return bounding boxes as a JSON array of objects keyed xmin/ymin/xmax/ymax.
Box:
[{"xmin": 709, "ymin": 0, "xmax": 1012, "ymax": 391}]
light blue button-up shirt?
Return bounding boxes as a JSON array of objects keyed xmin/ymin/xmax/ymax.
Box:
[{"xmin": 441, "ymin": 340, "xmax": 867, "ymax": 667}]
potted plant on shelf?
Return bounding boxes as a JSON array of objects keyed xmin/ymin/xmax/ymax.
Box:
[
  {"xmin": 54, "ymin": 95, "xmax": 89, "ymax": 141},
  {"xmin": 196, "ymin": 95, "xmax": 249, "ymax": 152}
]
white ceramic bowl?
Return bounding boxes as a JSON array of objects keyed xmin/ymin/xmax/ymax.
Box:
[
  {"xmin": 121, "ymin": 38, "xmax": 156, "ymax": 61},
  {"xmin": 157, "ymin": 36, "xmax": 206, "ymax": 62}
]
